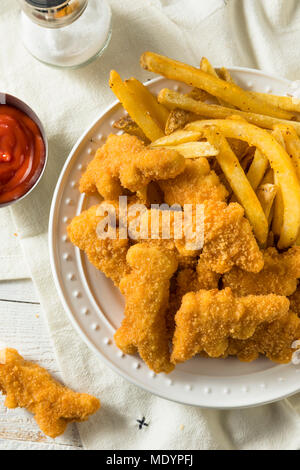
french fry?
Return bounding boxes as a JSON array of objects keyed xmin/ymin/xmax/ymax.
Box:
[
  {"xmin": 249, "ymin": 91, "xmax": 300, "ymax": 114},
  {"xmin": 217, "ymin": 67, "xmax": 236, "ymax": 84},
  {"xmin": 247, "ymin": 149, "xmax": 269, "ymax": 190},
  {"xmin": 274, "ymin": 123, "xmax": 300, "ymax": 181},
  {"xmin": 109, "ymin": 70, "xmax": 164, "ymax": 142},
  {"xmin": 165, "ymin": 109, "xmax": 197, "ymax": 135},
  {"xmin": 165, "ymin": 82, "xmax": 211, "ymax": 135},
  {"xmin": 260, "ymin": 168, "xmax": 274, "ymax": 185},
  {"xmin": 186, "ymin": 119, "xmax": 300, "ymax": 248},
  {"xmin": 188, "ymin": 87, "xmax": 211, "ymax": 101},
  {"xmin": 203, "ymin": 127, "xmax": 268, "ymax": 245},
  {"xmin": 272, "ymin": 126, "xmax": 286, "ymax": 147},
  {"xmin": 113, "ymin": 116, "xmax": 149, "ymax": 142},
  {"xmin": 140, "ymin": 52, "xmax": 294, "ymax": 119},
  {"xmin": 272, "ymin": 177, "xmax": 284, "ymax": 239},
  {"xmin": 270, "ymin": 127, "xmax": 285, "ymax": 238},
  {"xmin": 152, "ymin": 129, "xmax": 202, "ymax": 147},
  {"xmin": 240, "ymin": 151, "xmax": 254, "ymax": 172},
  {"xmin": 157, "ymin": 88, "xmax": 300, "ymax": 136},
  {"xmin": 200, "ymin": 58, "xmax": 235, "ymax": 108},
  {"xmin": 125, "ymin": 77, "xmax": 169, "ymax": 128},
  {"xmin": 153, "ymin": 141, "xmax": 218, "ymax": 159},
  {"xmin": 267, "ymin": 230, "xmax": 275, "ymax": 246},
  {"xmin": 200, "ymin": 57, "xmax": 218, "ymax": 78},
  {"xmin": 228, "ymin": 138, "xmax": 250, "ymax": 159},
  {"xmin": 276, "ymin": 124, "xmax": 300, "ymax": 245},
  {"xmin": 256, "ymin": 183, "xmax": 278, "ymax": 221}
]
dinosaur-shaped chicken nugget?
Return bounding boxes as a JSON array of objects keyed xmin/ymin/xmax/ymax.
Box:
[{"xmin": 0, "ymin": 349, "xmax": 100, "ymax": 438}]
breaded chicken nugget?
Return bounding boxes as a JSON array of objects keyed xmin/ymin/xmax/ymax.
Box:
[
  {"xmin": 289, "ymin": 287, "xmax": 300, "ymax": 316},
  {"xmin": 67, "ymin": 205, "xmax": 130, "ymax": 286},
  {"xmin": 223, "ymin": 246, "xmax": 300, "ymax": 296},
  {"xmin": 132, "ymin": 208, "xmax": 201, "ymax": 259},
  {"xmin": 166, "ymin": 268, "xmax": 201, "ymax": 337},
  {"xmin": 0, "ymin": 349, "xmax": 100, "ymax": 438},
  {"xmin": 159, "ymin": 158, "xmax": 228, "ymax": 206},
  {"xmin": 114, "ymin": 243, "xmax": 178, "ymax": 373},
  {"xmin": 79, "ymin": 133, "xmax": 185, "ymax": 201},
  {"xmin": 226, "ymin": 311, "xmax": 300, "ymax": 363},
  {"xmin": 200, "ymin": 201, "xmax": 264, "ymax": 273},
  {"xmin": 196, "ymin": 257, "xmax": 220, "ymax": 290},
  {"xmin": 171, "ymin": 287, "xmax": 291, "ymax": 364},
  {"xmin": 166, "ymin": 261, "xmax": 219, "ymax": 337}
]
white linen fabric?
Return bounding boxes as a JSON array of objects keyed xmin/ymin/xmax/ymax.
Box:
[{"xmin": 1, "ymin": 0, "xmax": 300, "ymax": 449}]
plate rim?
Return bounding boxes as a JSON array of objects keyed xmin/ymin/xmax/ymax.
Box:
[{"xmin": 49, "ymin": 67, "xmax": 300, "ymax": 409}]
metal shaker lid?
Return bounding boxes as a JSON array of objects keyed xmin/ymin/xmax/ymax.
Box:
[{"xmin": 25, "ymin": 0, "xmax": 66, "ymax": 8}]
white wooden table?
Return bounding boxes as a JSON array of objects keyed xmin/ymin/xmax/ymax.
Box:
[{"xmin": 0, "ymin": 278, "xmax": 82, "ymax": 450}]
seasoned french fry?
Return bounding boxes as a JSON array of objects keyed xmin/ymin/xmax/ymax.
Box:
[
  {"xmin": 249, "ymin": 91, "xmax": 300, "ymax": 114},
  {"xmin": 109, "ymin": 70, "xmax": 164, "ymax": 142},
  {"xmin": 247, "ymin": 149, "xmax": 269, "ymax": 190},
  {"xmin": 165, "ymin": 109, "xmax": 196, "ymax": 135},
  {"xmin": 274, "ymin": 123, "xmax": 300, "ymax": 181},
  {"xmin": 187, "ymin": 119, "xmax": 300, "ymax": 248},
  {"xmin": 240, "ymin": 151, "xmax": 254, "ymax": 172},
  {"xmin": 125, "ymin": 77, "xmax": 169, "ymax": 128},
  {"xmin": 260, "ymin": 168, "xmax": 274, "ymax": 185},
  {"xmin": 272, "ymin": 126, "xmax": 286, "ymax": 147},
  {"xmin": 228, "ymin": 138, "xmax": 250, "ymax": 159},
  {"xmin": 267, "ymin": 230, "xmax": 275, "ymax": 246},
  {"xmin": 274, "ymin": 124, "xmax": 300, "ymax": 245},
  {"xmin": 153, "ymin": 141, "xmax": 218, "ymax": 159},
  {"xmin": 152, "ymin": 129, "xmax": 202, "ymax": 147},
  {"xmin": 271, "ymin": 127, "xmax": 285, "ymax": 238},
  {"xmin": 157, "ymin": 88, "xmax": 300, "ymax": 136},
  {"xmin": 217, "ymin": 67, "xmax": 235, "ymax": 84},
  {"xmin": 140, "ymin": 52, "xmax": 293, "ymax": 119},
  {"xmin": 203, "ymin": 127, "xmax": 268, "ymax": 245},
  {"xmin": 200, "ymin": 57, "xmax": 218, "ymax": 77},
  {"xmin": 188, "ymin": 87, "xmax": 211, "ymax": 101},
  {"xmin": 113, "ymin": 116, "xmax": 149, "ymax": 142},
  {"xmin": 201, "ymin": 58, "xmax": 235, "ymax": 108},
  {"xmin": 256, "ymin": 183, "xmax": 278, "ymax": 221},
  {"xmin": 272, "ymin": 177, "xmax": 284, "ymax": 238}
]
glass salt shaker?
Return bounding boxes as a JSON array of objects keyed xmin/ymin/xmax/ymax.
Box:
[{"xmin": 18, "ymin": 0, "xmax": 112, "ymax": 68}]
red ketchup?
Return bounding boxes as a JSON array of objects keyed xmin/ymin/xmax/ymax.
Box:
[{"xmin": 0, "ymin": 105, "xmax": 45, "ymax": 204}]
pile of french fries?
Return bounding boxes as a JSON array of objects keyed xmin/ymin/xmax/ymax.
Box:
[{"xmin": 109, "ymin": 52, "xmax": 300, "ymax": 249}]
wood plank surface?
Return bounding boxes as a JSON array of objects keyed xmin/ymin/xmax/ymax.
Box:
[{"xmin": 0, "ymin": 279, "xmax": 82, "ymax": 450}]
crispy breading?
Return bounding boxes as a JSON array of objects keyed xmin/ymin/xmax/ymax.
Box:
[
  {"xmin": 289, "ymin": 287, "xmax": 300, "ymax": 316},
  {"xmin": 79, "ymin": 133, "xmax": 185, "ymax": 201},
  {"xmin": 196, "ymin": 257, "xmax": 220, "ymax": 290},
  {"xmin": 159, "ymin": 158, "xmax": 228, "ymax": 206},
  {"xmin": 0, "ymin": 349, "xmax": 100, "ymax": 438},
  {"xmin": 133, "ymin": 202, "xmax": 263, "ymax": 274},
  {"xmin": 200, "ymin": 200, "xmax": 264, "ymax": 273},
  {"xmin": 67, "ymin": 205, "xmax": 130, "ymax": 286},
  {"xmin": 226, "ymin": 311, "xmax": 300, "ymax": 363},
  {"xmin": 166, "ymin": 261, "xmax": 219, "ymax": 337},
  {"xmin": 166, "ymin": 268, "xmax": 200, "ymax": 337},
  {"xmin": 114, "ymin": 244, "xmax": 178, "ymax": 373},
  {"xmin": 171, "ymin": 287, "xmax": 291, "ymax": 364},
  {"xmin": 177, "ymin": 254, "xmax": 198, "ymax": 269},
  {"xmin": 223, "ymin": 246, "xmax": 300, "ymax": 296},
  {"xmin": 132, "ymin": 208, "xmax": 201, "ymax": 259}
]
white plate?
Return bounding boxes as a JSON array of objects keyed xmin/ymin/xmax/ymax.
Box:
[{"xmin": 49, "ymin": 68, "xmax": 300, "ymax": 409}]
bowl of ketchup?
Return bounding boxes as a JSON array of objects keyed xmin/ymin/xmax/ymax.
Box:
[{"xmin": 0, "ymin": 93, "xmax": 47, "ymax": 207}]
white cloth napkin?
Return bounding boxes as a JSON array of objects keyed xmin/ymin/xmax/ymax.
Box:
[
  {"xmin": 2, "ymin": 0, "xmax": 300, "ymax": 449},
  {"xmin": 0, "ymin": 208, "xmax": 28, "ymax": 280}
]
